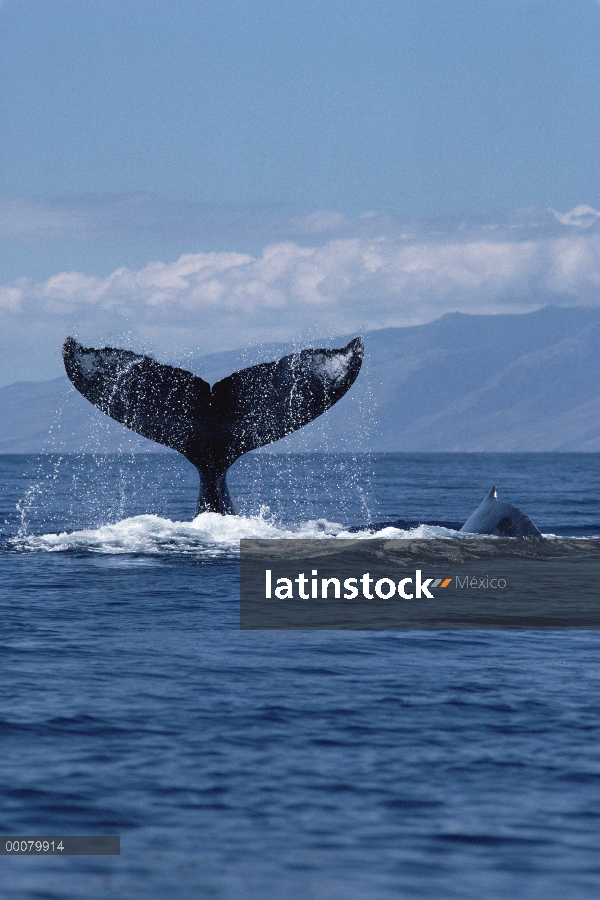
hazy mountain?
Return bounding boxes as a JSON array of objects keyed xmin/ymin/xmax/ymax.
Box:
[{"xmin": 1, "ymin": 306, "xmax": 599, "ymax": 454}]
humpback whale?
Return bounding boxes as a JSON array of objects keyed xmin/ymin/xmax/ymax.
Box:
[
  {"xmin": 460, "ymin": 486, "xmax": 543, "ymax": 538},
  {"xmin": 62, "ymin": 336, "xmax": 364, "ymax": 515}
]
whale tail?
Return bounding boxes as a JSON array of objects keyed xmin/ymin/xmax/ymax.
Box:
[{"xmin": 62, "ymin": 336, "xmax": 364, "ymax": 515}]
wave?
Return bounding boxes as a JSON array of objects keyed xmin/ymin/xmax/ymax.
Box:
[{"xmin": 9, "ymin": 510, "xmax": 467, "ymax": 556}]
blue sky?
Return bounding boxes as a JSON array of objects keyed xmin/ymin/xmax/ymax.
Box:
[
  {"xmin": 0, "ymin": 0, "xmax": 598, "ymax": 384},
  {"xmin": 2, "ymin": 0, "xmax": 598, "ymax": 215}
]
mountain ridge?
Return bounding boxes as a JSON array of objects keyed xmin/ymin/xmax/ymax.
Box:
[{"xmin": 1, "ymin": 305, "xmax": 599, "ymax": 453}]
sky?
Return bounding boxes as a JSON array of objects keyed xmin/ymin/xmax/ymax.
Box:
[{"xmin": 0, "ymin": 0, "xmax": 598, "ymax": 385}]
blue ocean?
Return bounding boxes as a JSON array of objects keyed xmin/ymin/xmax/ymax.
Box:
[{"xmin": 1, "ymin": 451, "xmax": 600, "ymax": 899}]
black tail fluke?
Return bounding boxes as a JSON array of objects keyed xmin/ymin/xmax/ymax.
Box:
[{"xmin": 63, "ymin": 337, "xmax": 364, "ymax": 515}]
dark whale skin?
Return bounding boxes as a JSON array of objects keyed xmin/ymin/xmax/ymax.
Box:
[
  {"xmin": 460, "ymin": 486, "xmax": 543, "ymax": 539},
  {"xmin": 63, "ymin": 336, "xmax": 364, "ymax": 515}
]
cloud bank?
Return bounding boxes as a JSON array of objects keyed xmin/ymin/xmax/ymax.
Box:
[{"xmin": 0, "ymin": 204, "xmax": 598, "ymax": 385}]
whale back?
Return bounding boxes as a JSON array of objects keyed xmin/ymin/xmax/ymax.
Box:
[{"xmin": 460, "ymin": 486, "xmax": 543, "ymax": 538}]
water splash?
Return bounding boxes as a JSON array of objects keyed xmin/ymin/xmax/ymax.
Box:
[{"xmin": 10, "ymin": 509, "xmax": 466, "ymax": 556}]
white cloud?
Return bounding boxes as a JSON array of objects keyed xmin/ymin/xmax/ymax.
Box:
[
  {"xmin": 1, "ymin": 195, "xmax": 597, "ymax": 249},
  {"xmin": 0, "ymin": 205, "xmax": 599, "ymax": 384},
  {"xmin": 551, "ymin": 204, "xmax": 600, "ymax": 229}
]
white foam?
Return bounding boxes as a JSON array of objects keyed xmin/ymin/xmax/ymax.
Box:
[{"xmin": 11, "ymin": 510, "xmax": 463, "ymax": 555}]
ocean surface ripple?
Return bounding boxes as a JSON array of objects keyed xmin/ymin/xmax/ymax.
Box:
[{"xmin": 1, "ymin": 452, "xmax": 599, "ymax": 900}]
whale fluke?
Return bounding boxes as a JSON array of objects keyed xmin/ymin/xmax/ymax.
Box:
[
  {"xmin": 460, "ymin": 486, "xmax": 543, "ymax": 539},
  {"xmin": 62, "ymin": 336, "xmax": 364, "ymax": 515}
]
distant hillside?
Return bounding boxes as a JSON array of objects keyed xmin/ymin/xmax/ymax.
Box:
[
  {"xmin": 1, "ymin": 306, "xmax": 599, "ymax": 453},
  {"xmin": 359, "ymin": 305, "xmax": 600, "ymax": 451}
]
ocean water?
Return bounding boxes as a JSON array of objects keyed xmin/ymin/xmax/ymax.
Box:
[{"xmin": 1, "ymin": 452, "xmax": 600, "ymax": 899}]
